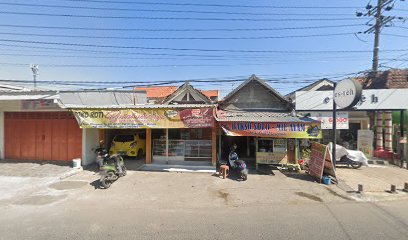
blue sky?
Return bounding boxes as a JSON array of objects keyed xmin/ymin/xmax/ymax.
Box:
[{"xmin": 0, "ymin": 0, "xmax": 407, "ymax": 97}]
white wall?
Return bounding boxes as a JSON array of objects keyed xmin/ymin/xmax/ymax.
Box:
[
  {"xmin": 0, "ymin": 111, "xmax": 4, "ymax": 159},
  {"xmin": 82, "ymin": 128, "xmax": 99, "ymax": 165}
]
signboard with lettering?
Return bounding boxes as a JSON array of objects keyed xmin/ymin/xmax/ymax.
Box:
[
  {"xmin": 219, "ymin": 121, "xmax": 322, "ymax": 139},
  {"xmin": 21, "ymin": 99, "xmax": 59, "ymax": 110},
  {"xmin": 334, "ymin": 79, "xmax": 362, "ymax": 109},
  {"xmin": 308, "ymin": 142, "xmax": 337, "ymax": 183},
  {"xmin": 71, "ymin": 108, "xmax": 214, "ymax": 128},
  {"xmin": 296, "ymin": 89, "xmax": 408, "ymax": 111},
  {"xmin": 310, "ymin": 112, "xmax": 349, "ymax": 129}
]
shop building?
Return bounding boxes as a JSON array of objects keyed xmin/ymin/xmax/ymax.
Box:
[
  {"xmin": 0, "ymin": 88, "xmax": 82, "ymax": 162},
  {"xmin": 216, "ymin": 75, "xmax": 321, "ymax": 169},
  {"xmin": 60, "ymin": 83, "xmax": 218, "ymax": 166}
]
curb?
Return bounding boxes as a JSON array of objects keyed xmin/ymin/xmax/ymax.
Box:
[{"xmin": 59, "ymin": 167, "xmax": 83, "ymax": 180}]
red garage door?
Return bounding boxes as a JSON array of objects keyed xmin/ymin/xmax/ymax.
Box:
[{"xmin": 4, "ymin": 112, "xmax": 82, "ymax": 161}]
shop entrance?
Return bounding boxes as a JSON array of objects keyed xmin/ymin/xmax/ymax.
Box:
[
  {"xmin": 102, "ymin": 129, "xmax": 147, "ymax": 159},
  {"xmin": 152, "ymin": 128, "xmax": 212, "ymax": 165},
  {"xmin": 220, "ymin": 135, "xmax": 256, "ymax": 167}
]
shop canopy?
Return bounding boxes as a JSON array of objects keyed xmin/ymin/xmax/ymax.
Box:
[{"xmin": 215, "ymin": 109, "xmax": 322, "ymax": 139}]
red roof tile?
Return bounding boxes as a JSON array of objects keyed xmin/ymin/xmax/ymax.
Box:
[{"xmin": 136, "ymin": 86, "xmax": 219, "ymax": 99}]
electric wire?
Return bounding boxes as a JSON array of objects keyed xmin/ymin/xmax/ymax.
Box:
[
  {"xmin": 0, "ymin": 31, "xmax": 357, "ymax": 40},
  {"xmin": 57, "ymin": 0, "xmax": 361, "ymax": 9},
  {"xmin": 0, "ymin": 2, "xmax": 355, "ymax": 16},
  {"xmin": 0, "ymin": 23, "xmax": 365, "ymax": 32},
  {"xmin": 1, "ymin": 38, "xmax": 404, "ymax": 53},
  {"xmin": 0, "ymin": 11, "xmax": 368, "ymax": 21}
]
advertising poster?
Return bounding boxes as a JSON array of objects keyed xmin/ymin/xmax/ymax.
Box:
[
  {"xmin": 308, "ymin": 142, "xmax": 327, "ymax": 182},
  {"xmin": 310, "ymin": 112, "xmax": 349, "ymax": 129},
  {"xmin": 71, "ymin": 108, "xmax": 214, "ymax": 129},
  {"xmin": 357, "ymin": 130, "xmax": 374, "ymax": 158}
]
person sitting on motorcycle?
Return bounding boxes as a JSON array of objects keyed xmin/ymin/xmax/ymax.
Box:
[{"xmin": 228, "ymin": 144, "xmax": 239, "ymax": 168}]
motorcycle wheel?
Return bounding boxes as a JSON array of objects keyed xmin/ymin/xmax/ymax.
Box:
[
  {"xmin": 122, "ymin": 165, "xmax": 127, "ymax": 176},
  {"xmin": 100, "ymin": 171, "xmax": 115, "ymax": 189},
  {"xmin": 350, "ymin": 161, "xmax": 363, "ymax": 169}
]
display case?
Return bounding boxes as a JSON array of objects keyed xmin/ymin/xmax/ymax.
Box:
[
  {"xmin": 256, "ymin": 138, "xmax": 287, "ymax": 166},
  {"xmin": 153, "ymin": 139, "xmax": 212, "ymax": 162}
]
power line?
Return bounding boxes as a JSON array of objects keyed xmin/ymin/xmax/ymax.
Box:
[
  {"xmin": 1, "ymin": 38, "xmax": 404, "ymax": 53},
  {"xmin": 0, "ymin": 2, "xmax": 354, "ymax": 16},
  {"xmin": 0, "ymin": 31, "xmax": 356, "ymax": 40},
  {"xmin": 0, "ymin": 11, "xmax": 369, "ymax": 21},
  {"xmin": 0, "ymin": 70, "xmax": 367, "ymax": 86},
  {"xmin": 0, "ymin": 42, "xmax": 378, "ymax": 59},
  {"xmin": 0, "ymin": 23, "xmax": 365, "ymax": 32},
  {"xmin": 0, "ymin": 52, "xmax": 373, "ymax": 61},
  {"xmin": 58, "ymin": 0, "xmax": 361, "ymax": 9}
]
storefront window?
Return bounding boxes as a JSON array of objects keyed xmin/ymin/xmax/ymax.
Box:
[{"xmin": 152, "ymin": 128, "xmax": 212, "ymax": 162}]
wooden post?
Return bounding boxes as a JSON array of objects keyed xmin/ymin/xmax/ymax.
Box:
[
  {"xmin": 145, "ymin": 128, "xmax": 152, "ymax": 164},
  {"xmin": 212, "ymin": 126, "xmax": 217, "ymax": 166},
  {"xmin": 246, "ymin": 137, "xmax": 250, "ymax": 157}
]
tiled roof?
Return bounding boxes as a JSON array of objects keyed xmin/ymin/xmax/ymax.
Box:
[
  {"xmin": 215, "ymin": 110, "xmax": 319, "ymax": 123},
  {"xmin": 349, "ymin": 69, "xmax": 408, "ymax": 89},
  {"xmin": 135, "ymin": 86, "xmax": 218, "ymax": 99},
  {"xmin": 200, "ymin": 90, "xmax": 219, "ymax": 98},
  {"xmin": 135, "ymin": 86, "xmax": 178, "ymax": 98}
]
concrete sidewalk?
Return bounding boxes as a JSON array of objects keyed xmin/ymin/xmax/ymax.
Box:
[
  {"xmin": 0, "ymin": 160, "xmax": 82, "ymax": 201},
  {"xmin": 336, "ymin": 164, "xmax": 408, "ymax": 201}
]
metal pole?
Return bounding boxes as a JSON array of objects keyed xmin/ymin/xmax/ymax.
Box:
[{"xmin": 332, "ymin": 83, "xmax": 337, "ymax": 169}]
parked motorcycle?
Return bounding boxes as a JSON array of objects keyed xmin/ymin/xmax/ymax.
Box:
[
  {"xmin": 227, "ymin": 146, "xmax": 248, "ymax": 181},
  {"xmin": 329, "ymin": 143, "xmax": 367, "ymax": 169},
  {"xmin": 95, "ymin": 146, "xmax": 127, "ymax": 189}
]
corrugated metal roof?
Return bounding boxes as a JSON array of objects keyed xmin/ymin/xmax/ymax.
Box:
[
  {"xmin": 62, "ymin": 103, "xmax": 215, "ymax": 109},
  {"xmin": 59, "ymin": 90, "xmax": 147, "ymax": 108},
  {"xmin": 0, "ymin": 91, "xmax": 59, "ymax": 100},
  {"xmin": 215, "ymin": 110, "xmax": 319, "ymax": 123}
]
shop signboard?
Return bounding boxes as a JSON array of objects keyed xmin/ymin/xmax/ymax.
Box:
[
  {"xmin": 219, "ymin": 121, "xmax": 322, "ymax": 139},
  {"xmin": 21, "ymin": 99, "xmax": 59, "ymax": 110},
  {"xmin": 333, "ymin": 79, "xmax": 362, "ymax": 109},
  {"xmin": 308, "ymin": 142, "xmax": 337, "ymax": 183},
  {"xmin": 309, "ymin": 112, "xmax": 349, "ymax": 129},
  {"xmin": 71, "ymin": 108, "xmax": 214, "ymax": 128},
  {"xmin": 357, "ymin": 130, "xmax": 374, "ymax": 158}
]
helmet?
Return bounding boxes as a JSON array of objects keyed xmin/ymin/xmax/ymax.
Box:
[{"xmin": 229, "ymin": 152, "xmax": 238, "ymax": 161}]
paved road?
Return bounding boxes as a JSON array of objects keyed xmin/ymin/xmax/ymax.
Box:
[
  {"xmin": 1, "ymin": 170, "xmax": 408, "ymax": 240},
  {"xmin": 1, "ymin": 199, "xmax": 408, "ymax": 240}
]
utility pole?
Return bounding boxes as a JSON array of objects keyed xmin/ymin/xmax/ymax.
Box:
[
  {"xmin": 30, "ymin": 64, "xmax": 39, "ymax": 90},
  {"xmin": 357, "ymin": 0, "xmax": 405, "ymax": 79},
  {"xmin": 372, "ymin": 0, "xmax": 383, "ymax": 77}
]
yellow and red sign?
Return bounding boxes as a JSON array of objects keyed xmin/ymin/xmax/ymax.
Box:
[
  {"xmin": 72, "ymin": 108, "xmax": 214, "ymax": 129},
  {"xmin": 219, "ymin": 121, "xmax": 321, "ymax": 139}
]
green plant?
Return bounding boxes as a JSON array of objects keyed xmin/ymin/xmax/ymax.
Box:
[{"xmin": 302, "ymin": 148, "xmax": 311, "ymax": 160}]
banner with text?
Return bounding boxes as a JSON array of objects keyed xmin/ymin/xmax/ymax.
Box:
[
  {"xmin": 219, "ymin": 121, "xmax": 322, "ymax": 139},
  {"xmin": 310, "ymin": 112, "xmax": 349, "ymax": 129},
  {"xmin": 71, "ymin": 108, "xmax": 214, "ymax": 129}
]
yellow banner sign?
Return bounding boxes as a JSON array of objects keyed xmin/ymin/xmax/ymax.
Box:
[{"xmin": 72, "ymin": 108, "xmax": 214, "ymax": 129}]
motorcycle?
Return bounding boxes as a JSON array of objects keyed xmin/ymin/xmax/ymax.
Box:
[
  {"xmin": 329, "ymin": 143, "xmax": 367, "ymax": 169},
  {"xmin": 95, "ymin": 146, "xmax": 127, "ymax": 189},
  {"xmin": 227, "ymin": 148, "xmax": 248, "ymax": 181}
]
